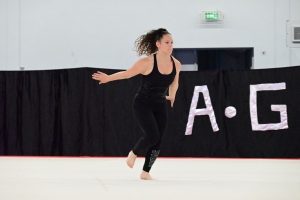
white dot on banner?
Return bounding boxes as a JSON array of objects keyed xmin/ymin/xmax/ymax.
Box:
[{"xmin": 225, "ymin": 106, "xmax": 236, "ymax": 118}]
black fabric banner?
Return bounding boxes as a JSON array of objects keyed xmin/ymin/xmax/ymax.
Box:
[{"xmin": 0, "ymin": 66, "xmax": 299, "ymax": 157}]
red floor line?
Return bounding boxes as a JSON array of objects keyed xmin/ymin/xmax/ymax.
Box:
[{"xmin": 0, "ymin": 156, "xmax": 299, "ymax": 160}]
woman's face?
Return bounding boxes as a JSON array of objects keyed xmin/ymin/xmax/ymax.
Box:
[{"xmin": 156, "ymin": 34, "xmax": 173, "ymax": 55}]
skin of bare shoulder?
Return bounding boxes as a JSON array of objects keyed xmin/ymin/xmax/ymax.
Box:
[
  {"xmin": 171, "ymin": 56, "xmax": 182, "ymax": 72},
  {"xmin": 116, "ymin": 56, "xmax": 151, "ymax": 78},
  {"xmin": 140, "ymin": 55, "xmax": 155, "ymax": 75}
]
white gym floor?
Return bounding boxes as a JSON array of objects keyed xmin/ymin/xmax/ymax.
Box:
[{"xmin": 0, "ymin": 157, "xmax": 299, "ymax": 200}]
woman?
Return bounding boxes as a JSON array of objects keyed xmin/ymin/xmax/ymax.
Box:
[{"xmin": 92, "ymin": 28, "xmax": 181, "ymax": 180}]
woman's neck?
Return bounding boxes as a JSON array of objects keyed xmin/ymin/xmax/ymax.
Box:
[{"xmin": 156, "ymin": 51, "xmax": 171, "ymax": 62}]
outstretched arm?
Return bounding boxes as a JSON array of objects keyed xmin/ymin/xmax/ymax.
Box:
[
  {"xmin": 166, "ymin": 60, "xmax": 181, "ymax": 107},
  {"xmin": 92, "ymin": 58, "xmax": 147, "ymax": 84}
]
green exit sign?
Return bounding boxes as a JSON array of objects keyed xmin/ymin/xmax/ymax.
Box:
[
  {"xmin": 201, "ymin": 11, "xmax": 224, "ymax": 21},
  {"xmin": 205, "ymin": 12, "xmax": 219, "ymax": 20}
]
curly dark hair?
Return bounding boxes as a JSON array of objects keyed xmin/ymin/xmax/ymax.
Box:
[{"xmin": 134, "ymin": 28, "xmax": 171, "ymax": 56}]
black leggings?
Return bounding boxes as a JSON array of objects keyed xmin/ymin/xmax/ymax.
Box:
[{"xmin": 132, "ymin": 95, "xmax": 168, "ymax": 172}]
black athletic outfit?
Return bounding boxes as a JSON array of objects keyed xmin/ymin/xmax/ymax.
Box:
[{"xmin": 132, "ymin": 54, "xmax": 176, "ymax": 172}]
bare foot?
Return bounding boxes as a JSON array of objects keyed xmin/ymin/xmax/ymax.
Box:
[
  {"xmin": 126, "ymin": 151, "xmax": 137, "ymax": 168},
  {"xmin": 140, "ymin": 171, "xmax": 157, "ymax": 180}
]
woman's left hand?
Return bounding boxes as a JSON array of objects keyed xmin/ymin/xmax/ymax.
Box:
[
  {"xmin": 92, "ymin": 71, "xmax": 109, "ymax": 84},
  {"xmin": 166, "ymin": 96, "xmax": 175, "ymax": 107}
]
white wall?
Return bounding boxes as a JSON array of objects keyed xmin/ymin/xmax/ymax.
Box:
[
  {"xmin": 0, "ymin": 0, "xmax": 300, "ymax": 71},
  {"xmin": 0, "ymin": 0, "xmax": 6, "ymax": 69},
  {"xmin": 289, "ymin": 0, "xmax": 300, "ymax": 66}
]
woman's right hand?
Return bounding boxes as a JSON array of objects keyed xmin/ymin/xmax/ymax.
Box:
[{"xmin": 92, "ymin": 71, "xmax": 110, "ymax": 84}]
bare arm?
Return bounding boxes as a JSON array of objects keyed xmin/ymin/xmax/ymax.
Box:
[
  {"xmin": 92, "ymin": 58, "xmax": 147, "ymax": 84},
  {"xmin": 166, "ymin": 59, "xmax": 181, "ymax": 107}
]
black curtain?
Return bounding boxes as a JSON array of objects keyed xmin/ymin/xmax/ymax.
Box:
[{"xmin": 1, "ymin": 66, "xmax": 300, "ymax": 157}]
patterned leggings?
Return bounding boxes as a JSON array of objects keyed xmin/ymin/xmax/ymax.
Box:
[{"xmin": 132, "ymin": 94, "xmax": 168, "ymax": 172}]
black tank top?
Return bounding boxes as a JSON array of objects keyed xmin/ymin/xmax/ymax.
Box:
[{"xmin": 137, "ymin": 54, "xmax": 176, "ymax": 99}]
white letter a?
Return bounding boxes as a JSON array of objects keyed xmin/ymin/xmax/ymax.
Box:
[{"xmin": 185, "ymin": 86, "xmax": 219, "ymax": 135}]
